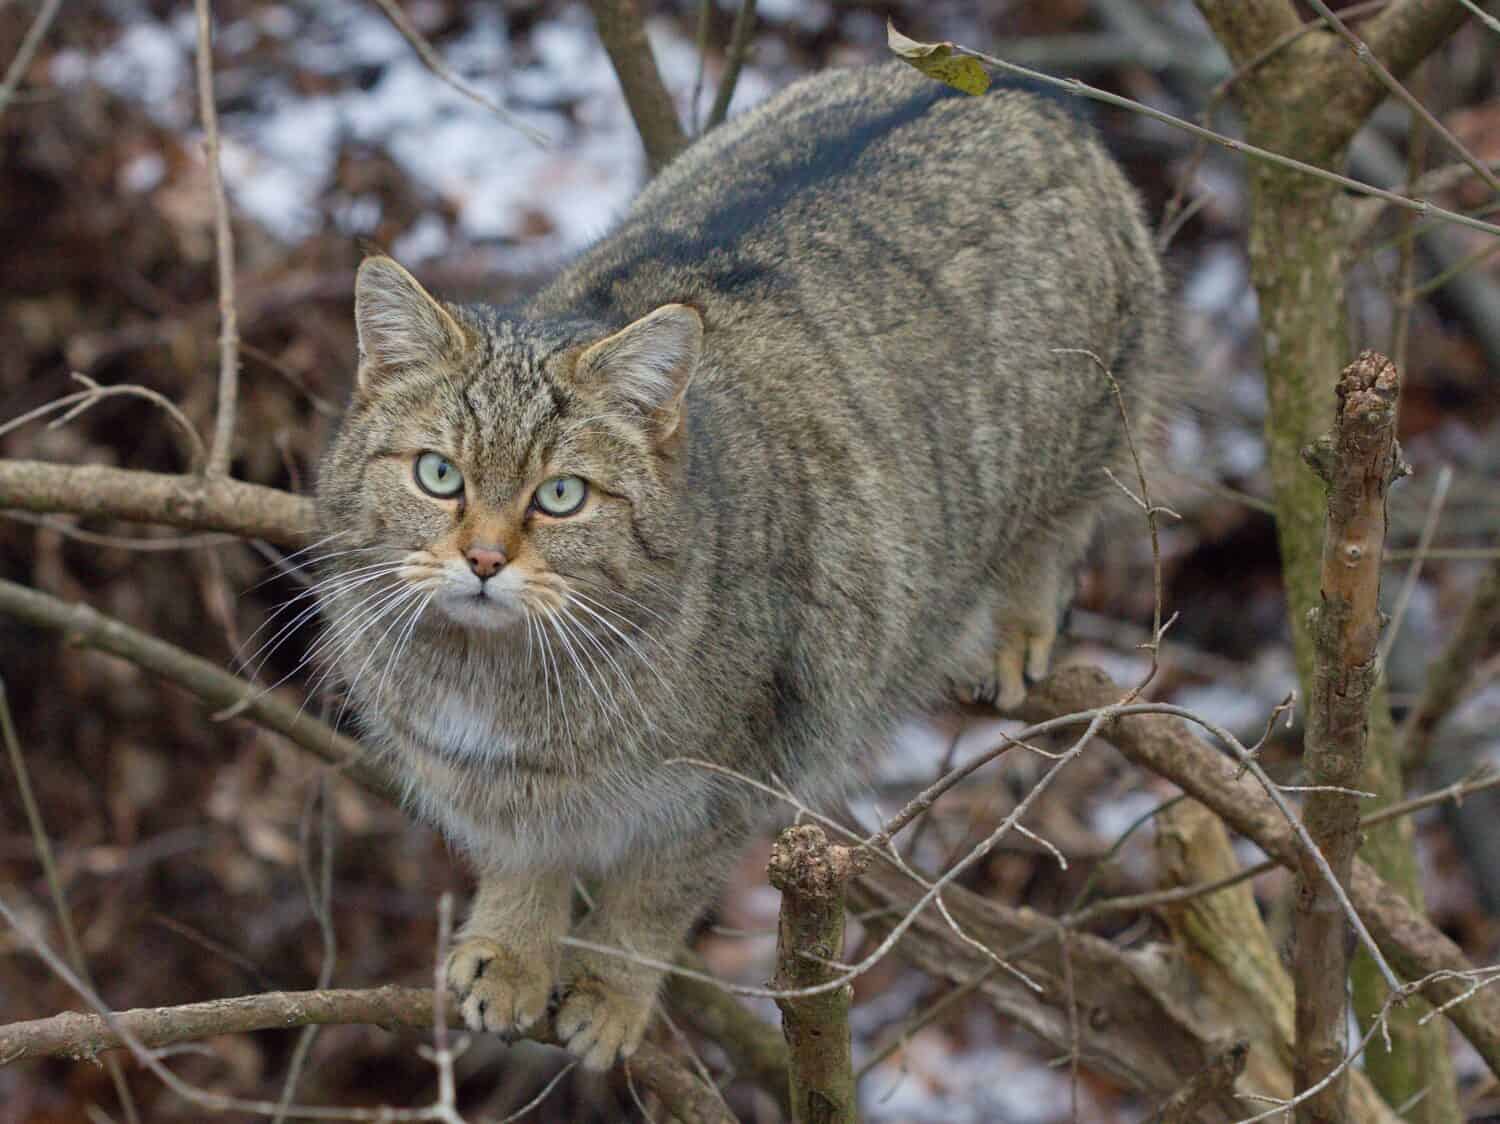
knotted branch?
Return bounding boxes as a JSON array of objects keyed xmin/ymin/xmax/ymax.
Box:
[
  {"xmin": 769, "ymin": 825, "xmax": 864, "ymax": 1124},
  {"xmin": 1294, "ymin": 351, "xmax": 1404, "ymax": 1123}
]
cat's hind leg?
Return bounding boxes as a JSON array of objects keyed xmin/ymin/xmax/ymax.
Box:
[{"xmin": 955, "ymin": 527, "xmax": 1085, "ymax": 711}]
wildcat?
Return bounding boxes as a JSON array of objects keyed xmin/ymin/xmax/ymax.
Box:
[{"xmin": 315, "ymin": 61, "xmax": 1167, "ymax": 1070}]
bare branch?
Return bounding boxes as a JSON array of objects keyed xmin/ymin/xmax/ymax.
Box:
[
  {"xmin": 1358, "ymin": 0, "xmax": 1473, "ymax": 99},
  {"xmin": 1154, "ymin": 1042, "xmax": 1249, "ymax": 1124},
  {"xmin": 0, "ymin": 577, "xmax": 395, "ymax": 803},
  {"xmin": 1457, "ymin": 0, "xmax": 1500, "ymax": 33},
  {"xmin": 0, "ymin": 0, "xmax": 63, "ymax": 125},
  {"xmin": 193, "ymin": 0, "xmax": 242, "ymax": 478},
  {"xmin": 705, "ymin": 0, "xmax": 756, "ymax": 131},
  {"xmin": 940, "ymin": 41, "xmax": 1500, "ymax": 240},
  {"xmin": 666, "ymin": 958, "xmax": 790, "ymax": 1114},
  {"xmin": 849, "ymin": 859, "xmax": 1253, "ymax": 1118},
  {"xmin": 1019, "ymin": 666, "xmax": 1500, "ymax": 1084},
  {"xmin": 2, "ymin": 374, "xmax": 206, "ymax": 468},
  {"xmin": 1, "ymin": 682, "xmax": 141, "ymax": 1123},
  {"xmin": 0, "ymin": 461, "xmax": 313, "ymax": 545},
  {"xmin": 1301, "ymin": 0, "xmax": 1500, "ymax": 197},
  {"xmin": 1191, "ymin": 0, "xmax": 1305, "ymax": 65},
  {"xmin": 0, "ymin": 981, "xmax": 728, "ymax": 1123},
  {"xmin": 1402, "ymin": 557, "xmax": 1500, "ymax": 771},
  {"xmin": 1293, "ymin": 352, "xmax": 1405, "ymax": 1121},
  {"xmin": 586, "ymin": 0, "xmax": 689, "ymax": 173},
  {"xmin": 1350, "ymin": 157, "xmax": 1500, "ymax": 241},
  {"xmin": 769, "ymin": 825, "xmax": 862, "ymax": 1123},
  {"xmin": 368, "ymin": 0, "xmax": 549, "ymax": 147}
]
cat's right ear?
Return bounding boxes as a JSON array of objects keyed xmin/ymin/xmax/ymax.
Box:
[{"xmin": 354, "ymin": 256, "xmax": 465, "ymax": 390}]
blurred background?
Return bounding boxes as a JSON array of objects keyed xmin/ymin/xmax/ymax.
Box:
[{"xmin": 1, "ymin": 1, "xmax": 1498, "ymax": 1120}]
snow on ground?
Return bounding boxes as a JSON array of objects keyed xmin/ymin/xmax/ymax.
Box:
[{"xmin": 59, "ymin": 1, "xmax": 775, "ymax": 258}]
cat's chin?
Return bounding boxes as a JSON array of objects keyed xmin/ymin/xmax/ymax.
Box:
[{"xmin": 435, "ymin": 592, "xmax": 526, "ymax": 632}]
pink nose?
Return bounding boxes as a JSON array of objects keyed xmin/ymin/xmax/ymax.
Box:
[{"xmin": 465, "ymin": 546, "xmax": 507, "ymax": 580}]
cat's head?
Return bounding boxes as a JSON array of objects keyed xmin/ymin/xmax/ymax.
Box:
[{"xmin": 316, "ymin": 255, "xmax": 700, "ymax": 634}]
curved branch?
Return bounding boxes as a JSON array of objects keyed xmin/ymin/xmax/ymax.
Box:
[
  {"xmin": 0, "ymin": 461, "xmax": 313, "ymax": 546},
  {"xmin": 1020, "ymin": 665, "xmax": 1500, "ymax": 1083},
  {"xmin": 0, "ymin": 985, "xmax": 733, "ymax": 1124},
  {"xmin": 0, "ymin": 578, "xmax": 396, "ymax": 804}
]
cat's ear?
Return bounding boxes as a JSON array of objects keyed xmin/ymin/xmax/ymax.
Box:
[
  {"xmin": 354, "ymin": 256, "xmax": 465, "ymax": 389},
  {"xmin": 572, "ymin": 304, "xmax": 702, "ymax": 446}
]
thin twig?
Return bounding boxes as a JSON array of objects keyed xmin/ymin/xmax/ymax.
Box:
[
  {"xmin": 1379, "ymin": 463, "xmax": 1451, "ymax": 671},
  {"xmin": 368, "ymin": 0, "xmax": 548, "ymax": 147},
  {"xmin": 1350, "ymin": 157, "xmax": 1500, "ymax": 241},
  {"xmin": 1407, "ymin": 239, "xmax": 1500, "ymax": 300},
  {"xmin": 1457, "ymin": 0, "xmax": 1500, "ymax": 34},
  {"xmin": 0, "ymin": 914, "xmax": 719, "ymax": 1122},
  {"xmin": 1055, "ymin": 347, "xmax": 1176, "ymax": 698},
  {"xmin": 272, "ymin": 781, "xmax": 340, "ymax": 1124},
  {"xmin": 944, "ymin": 41, "xmax": 1500, "ymax": 239},
  {"xmin": 1, "ymin": 682, "xmax": 141, "ymax": 1123},
  {"xmin": 2, "ymin": 512, "xmax": 236, "ymax": 552},
  {"xmin": 0, "ymin": 0, "xmax": 64, "ymax": 124},
  {"xmin": 1023, "ymin": 664, "xmax": 1500, "ymax": 1078},
  {"xmin": 193, "ymin": 0, "xmax": 241, "ymax": 478},
  {"xmin": 705, "ymin": 0, "xmax": 756, "ymax": 131},
  {"xmin": 1402, "ymin": 556, "xmax": 1500, "ymax": 771},
  {"xmin": 2, "ymin": 374, "xmax": 206, "ymax": 468},
  {"xmin": 1302, "ymin": 0, "xmax": 1500, "ymax": 199},
  {"xmin": 689, "ymin": 0, "xmax": 711, "ymax": 134},
  {"xmin": 0, "ymin": 577, "xmax": 394, "ymax": 802},
  {"xmin": 427, "ymin": 894, "xmax": 462, "ymax": 1124},
  {"xmin": 1390, "ymin": 62, "xmax": 1429, "ymax": 373},
  {"xmin": 1158, "ymin": 0, "xmax": 1390, "ymax": 248}
]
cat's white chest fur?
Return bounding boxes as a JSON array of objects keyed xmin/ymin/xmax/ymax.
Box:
[
  {"xmin": 389, "ymin": 689, "xmax": 714, "ymax": 874},
  {"xmin": 421, "ymin": 693, "xmax": 514, "ymax": 762}
]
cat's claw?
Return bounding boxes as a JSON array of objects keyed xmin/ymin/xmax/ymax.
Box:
[
  {"xmin": 554, "ymin": 972, "xmax": 654, "ymax": 1071},
  {"xmin": 957, "ymin": 621, "xmax": 1057, "ymax": 711},
  {"xmin": 446, "ymin": 937, "xmax": 552, "ymax": 1036}
]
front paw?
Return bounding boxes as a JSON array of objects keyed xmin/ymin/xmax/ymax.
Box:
[
  {"xmin": 554, "ymin": 969, "xmax": 658, "ymax": 1071},
  {"xmin": 445, "ymin": 937, "xmax": 553, "ymax": 1036}
]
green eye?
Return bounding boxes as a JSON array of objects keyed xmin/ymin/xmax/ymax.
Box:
[
  {"xmin": 414, "ymin": 452, "xmax": 463, "ymax": 498},
  {"xmin": 533, "ymin": 475, "xmax": 587, "ymax": 517}
]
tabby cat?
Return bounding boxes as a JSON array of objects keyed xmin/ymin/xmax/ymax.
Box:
[{"xmin": 315, "ymin": 61, "xmax": 1167, "ymax": 1070}]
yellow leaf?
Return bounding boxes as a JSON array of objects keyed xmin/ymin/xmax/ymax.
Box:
[{"xmin": 887, "ymin": 22, "xmax": 990, "ymax": 97}]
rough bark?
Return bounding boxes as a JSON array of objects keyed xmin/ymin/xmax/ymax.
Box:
[
  {"xmin": 849, "ymin": 859, "xmax": 1251, "ymax": 1122},
  {"xmin": 0, "ymin": 986, "xmax": 733, "ymax": 1124},
  {"xmin": 0, "ymin": 460, "xmax": 314, "ymax": 546},
  {"xmin": 769, "ymin": 825, "xmax": 861, "ymax": 1124},
  {"xmin": 1020, "ymin": 666, "xmax": 1500, "ymax": 1085},
  {"xmin": 1192, "ymin": 4, "xmax": 1468, "ymax": 1116},
  {"xmin": 1292, "ymin": 353, "xmax": 1404, "ymax": 1122},
  {"xmin": 586, "ymin": 0, "xmax": 688, "ymax": 172}
]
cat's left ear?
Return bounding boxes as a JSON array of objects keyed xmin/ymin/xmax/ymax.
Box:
[
  {"xmin": 572, "ymin": 305, "xmax": 702, "ymax": 448},
  {"xmin": 354, "ymin": 255, "xmax": 466, "ymax": 390}
]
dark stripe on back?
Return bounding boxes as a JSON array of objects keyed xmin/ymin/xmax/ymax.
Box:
[{"xmin": 577, "ymin": 83, "xmax": 966, "ymax": 309}]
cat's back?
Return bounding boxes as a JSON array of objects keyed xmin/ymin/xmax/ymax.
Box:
[{"xmin": 528, "ymin": 62, "xmax": 1151, "ymax": 326}]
